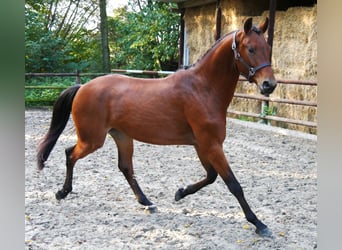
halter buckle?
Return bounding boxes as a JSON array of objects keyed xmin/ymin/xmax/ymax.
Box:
[{"xmin": 249, "ymin": 67, "xmax": 256, "ymax": 77}]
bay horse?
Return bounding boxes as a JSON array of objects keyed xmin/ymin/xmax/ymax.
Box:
[{"xmin": 37, "ymin": 17, "xmax": 277, "ymax": 236}]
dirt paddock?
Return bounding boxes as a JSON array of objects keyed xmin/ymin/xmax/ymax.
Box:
[{"xmin": 25, "ymin": 109, "xmax": 317, "ymax": 249}]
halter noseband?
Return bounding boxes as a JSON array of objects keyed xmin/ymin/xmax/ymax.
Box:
[{"xmin": 231, "ymin": 30, "xmax": 271, "ymax": 83}]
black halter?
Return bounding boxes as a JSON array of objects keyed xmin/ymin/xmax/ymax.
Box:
[{"xmin": 231, "ymin": 30, "xmax": 271, "ymax": 83}]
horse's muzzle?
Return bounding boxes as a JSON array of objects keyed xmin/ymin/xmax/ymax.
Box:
[{"xmin": 260, "ymin": 80, "xmax": 277, "ymax": 96}]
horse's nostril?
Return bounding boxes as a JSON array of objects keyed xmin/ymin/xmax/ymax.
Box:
[
  {"xmin": 261, "ymin": 80, "xmax": 276, "ymax": 96},
  {"xmin": 263, "ymin": 81, "xmax": 270, "ymax": 89}
]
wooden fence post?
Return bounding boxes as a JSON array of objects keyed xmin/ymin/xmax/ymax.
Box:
[{"xmin": 75, "ymin": 70, "xmax": 81, "ymax": 85}]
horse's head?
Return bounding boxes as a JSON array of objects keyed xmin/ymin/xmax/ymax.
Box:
[{"xmin": 232, "ymin": 17, "xmax": 277, "ymax": 96}]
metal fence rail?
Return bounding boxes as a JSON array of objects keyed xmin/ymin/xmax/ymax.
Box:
[
  {"xmin": 233, "ymin": 93, "xmax": 317, "ymax": 107},
  {"xmin": 231, "ymin": 78, "xmax": 317, "ymax": 128},
  {"xmin": 227, "ymin": 110, "xmax": 317, "ymax": 128},
  {"xmin": 25, "ymin": 70, "xmax": 317, "ymax": 129}
]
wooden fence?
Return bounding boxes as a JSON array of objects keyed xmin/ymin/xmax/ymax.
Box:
[
  {"xmin": 25, "ymin": 70, "xmax": 317, "ymax": 130},
  {"xmin": 227, "ymin": 78, "xmax": 317, "ymax": 128}
]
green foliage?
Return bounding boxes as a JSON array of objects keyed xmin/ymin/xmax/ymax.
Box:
[
  {"xmin": 238, "ymin": 115, "xmax": 255, "ymax": 122},
  {"xmin": 25, "ymin": 0, "xmax": 180, "ymax": 73},
  {"xmin": 260, "ymin": 105, "xmax": 278, "ymax": 117},
  {"xmin": 108, "ymin": 1, "xmax": 180, "ymax": 71},
  {"xmin": 26, "ymin": 32, "xmax": 72, "ymax": 72},
  {"xmin": 25, "ymin": 0, "xmax": 102, "ymax": 73},
  {"xmin": 25, "ymin": 77, "xmax": 75, "ymax": 107},
  {"xmin": 25, "ymin": 88, "xmax": 62, "ymax": 107}
]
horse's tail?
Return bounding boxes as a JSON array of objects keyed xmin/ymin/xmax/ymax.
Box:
[{"xmin": 37, "ymin": 84, "xmax": 81, "ymax": 170}]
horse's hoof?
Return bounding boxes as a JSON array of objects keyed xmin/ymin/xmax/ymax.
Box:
[
  {"xmin": 256, "ymin": 226, "xmax": 272, "ymax": 237},
  {"xmin": 144, "ymin": 204, "xmax": 158, "ymax": 214},
  {"xmin": 55, "ymin": 189, "xmax": 69, "ymax": 200},
  {"xmin": 175, "ymin": 188, "xmax": 185, "ymax": 201}
]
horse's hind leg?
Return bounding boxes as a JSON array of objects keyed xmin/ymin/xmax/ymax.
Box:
[
  {"xmin": 175, "ymin": 145, "xmax": 218, "ymax": 201},
  {"xmin": 55, "ymin": 145, "xmax": 76, "ymax": 200},
  {"xmin": 56, "ymin": 136, "xmax": 105, "ymax": 200},
  {"xmin": 109, "ymin": 129, "xmax": 156, "ymax": 211}
]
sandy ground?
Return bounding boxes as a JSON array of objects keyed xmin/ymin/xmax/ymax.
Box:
[{"xmin": 25, "ymin": 109, "xmax": 317, "ymax": 249}]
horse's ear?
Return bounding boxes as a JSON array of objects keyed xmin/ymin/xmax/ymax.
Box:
[
  {"xmin": 259, "ymin": 17, "xmax": 269, "ymax": 33},
  {"xmin": 244, "ymin": 17, "xmax": 253, "ymax": 34}
]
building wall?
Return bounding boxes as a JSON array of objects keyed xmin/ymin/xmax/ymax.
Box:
[{"xmin": 183, "ymin": 0, "xmax": 317, "ymax": 133}]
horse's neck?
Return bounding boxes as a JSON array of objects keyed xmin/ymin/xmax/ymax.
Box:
[{"xmin": 194, "ymin": 35, "xmax": 240, "ymax": 109}]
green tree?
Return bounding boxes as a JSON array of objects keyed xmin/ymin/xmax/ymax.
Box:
[
  {"xmin": 108, "ymin": 0, "xmax": 180, "ymax": 71},
  {"xmin": 25, "ymin": 0, "xmax": 180, "ymax": 73},
  {"xmin": 25, "ymin": 0, "xmax": 101, "ymax": 73}
]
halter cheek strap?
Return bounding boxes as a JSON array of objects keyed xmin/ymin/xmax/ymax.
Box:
[{"xmin": 232, "ymin": 31, "xmax": 271, "ymax": 83}]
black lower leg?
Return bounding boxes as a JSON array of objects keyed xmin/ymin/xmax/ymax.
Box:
[
  {"xmin": 226, "ymin": 174, "xmax": 271, "ymax": 236},
  {"xmin": 175, "ymin": 167, "xmax": 217, "ymax": 201},
  {"xmin": 127, "ymin": 177, "xmax": 157, "ymax": 213},
  {"xmin": 56, "ymin": 146, "xmax": 75, "ymax": 200},
  {"xmin": 119, "ymin": 164, "xmax": 154, "ymax": 207},
  {"xmin": 131, "ymin": 179, "xmax": 154, "ymax": 207}
]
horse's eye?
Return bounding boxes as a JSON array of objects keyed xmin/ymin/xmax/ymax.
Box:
[{"xmin": 248, "ymin": 47, "xmax": 255, "ymax": 54}]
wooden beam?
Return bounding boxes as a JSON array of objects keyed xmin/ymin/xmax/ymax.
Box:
[
  {"xmin": 161, "ymin": 0, "xmax": 216, "ymax": 8},
  {"xmin": 215, "ymin": 0, "xmax": 222, "ymax": 40},
  {"xmin": 267, "ymin": 0, "xmax": 277, "ymax": 59},
  {"xmin": 182, "ymin": 0, "xmax": 216, "ymax": 8},
  {"xmin": 179, "ymin": 9, "xmax": 185, "ymax": 68}
]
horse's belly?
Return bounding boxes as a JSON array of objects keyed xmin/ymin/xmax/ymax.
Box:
[
  {"xmin": 130, "ymin": 129, "xmax": 195, "ymax": 146},
  {"xmin": 114, "ymin": 115, "xmax": 196, "ymax": 146}
]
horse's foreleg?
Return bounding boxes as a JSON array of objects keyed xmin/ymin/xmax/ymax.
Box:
[
  {"xmin": 109, "ymin": 130, "xmax": 156, "ymax": 211},
  {"xmin": 205, "ymin": 144, "xmax": 271, "ymax": 237},
  {"xmin": 175, "ymin": 145, "xmax": 218, "ymax": 201}
]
